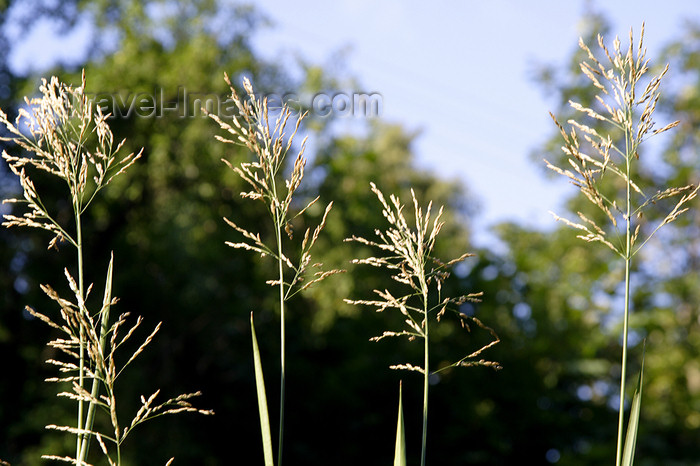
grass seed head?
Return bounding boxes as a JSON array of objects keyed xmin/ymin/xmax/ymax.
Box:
[
  {"xmin": 347, "ymin": 183, "xmax": 499, "ymax": 373},
  {"xmin": 547, "ymin": 24, "xmax": 698, "ymax": 257}
]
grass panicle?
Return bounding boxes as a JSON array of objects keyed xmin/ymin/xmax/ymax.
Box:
[
  {"xmin": 546, "ymin": 24, "xmax": 698, "ymax": 466},
  {"xmin": 545, "ymin": 23, "xmax": 698, "ymax": 259},
  {"xmin": 346, "ymin": 182, "xmax": 500, "ymax": 466},
  {"xmin": 27, "ymin": 257, "xmax": 213, "ymax": 465},
  {"xmin": 210, "ymin": 74, "xmax": 341, "ymax": 466},
  {"xmin": 1, "ymin": 72, "xmax": 211, "ymax": 466},
  {"xmin": 1, "ymin": 71, "xmax": 141, "ymax": 251}
]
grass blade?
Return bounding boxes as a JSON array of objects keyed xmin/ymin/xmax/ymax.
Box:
[
  {"xmin": 621, "ymin": 343, "xmax": 646, "ymax": 466},
  {"xmin": 79, "ymin": 252, "xmax": 115, "ymax": 462},
  {"xmin": 251, "ymin": 312, "xmax": 274, "ymax": 466},
  {"xmin": 394, "ymin": 381, "xmax": 406, "ymax": 466}
]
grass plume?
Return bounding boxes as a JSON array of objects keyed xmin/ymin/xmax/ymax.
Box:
[
  {"xmin": 209, "ymin": 73, "xmax": 342, "ymax": 466},
  {"xmin": 1, "ymin": 72, "xmax": 211, "ymax": 465},
  {"xmin": 545, "ymin": 23, "xmax": 698, "ymax": 465},
  {"xmin": 346, "ymin": 182, "xmax": 500, "ymax": 465}
]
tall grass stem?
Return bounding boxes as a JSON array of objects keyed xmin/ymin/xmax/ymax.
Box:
[
  {"xmin": 616, "ymin": 139, "xmax": 633, "ymax": 466},
  {"xmin": 277, "ymin": 225, "xmax": 286, "ymax": 466},
  {"xmin": 421, "ymin": 286, "xmax": 429, "ymax": 466},
  {"xmin": 75, "ymin": 210, "xmax": 87, "ymax": 459}
]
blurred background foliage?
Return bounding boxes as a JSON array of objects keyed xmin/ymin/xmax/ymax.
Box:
[{"xmin": 1, "ymin": 1, "xmax": 699, "ymax": 465}]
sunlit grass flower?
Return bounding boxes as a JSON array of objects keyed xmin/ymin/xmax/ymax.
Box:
[
  {"xmin": 1, "ymin": 71, "xmax": 211, "ymax": 466},
  {"xmin": 210, "ymin": 73, "xmax": 342, "ymax": 466},
  {"xmin": 346, "ymin": 182, "xmax": 500, "ymax": 466},
  {"xmin": 546, "ymin": 24, "xmax": 699, "ymax": 466},
  {"xmin": 1, "ymin": 72, "xmax": 140, "ymax": 250}
]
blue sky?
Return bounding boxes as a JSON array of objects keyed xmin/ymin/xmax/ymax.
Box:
[
  {"xmin": 248, "ymin": 0, "xmax": 699, "ymax": 247},
  {"xmin": 9, "ymin": 0, "xmax": 699, "ymax": 247}
]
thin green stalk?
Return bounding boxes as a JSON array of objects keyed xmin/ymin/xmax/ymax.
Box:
[
  {"xmin": 615, "ymin": 132, "xmax": 633, "ymax": 466},
  {"xmin": 116, "ymin": 440, "xmax": 121, "ymax": 466},
  {"xmin": 78, "ymin": 255, "xmax": 114, "ymax": 463},
  {"xmin": 420, "ymin": 284, "xmax": 429, "ymax": 466},
  {"xmin": 258, "ymin": 112, "xmax": 287, "ymax": 466},
  {"xmin": 276, "ymin": 223, "xmax": 286, "ymax": 466},
  {"xmin": 616, "ymin": 241, "xmax": 631, "ymax": 466},
  {"xmin": 75, "ymin": 209, "xmax": 86, "ymax": 460}
]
